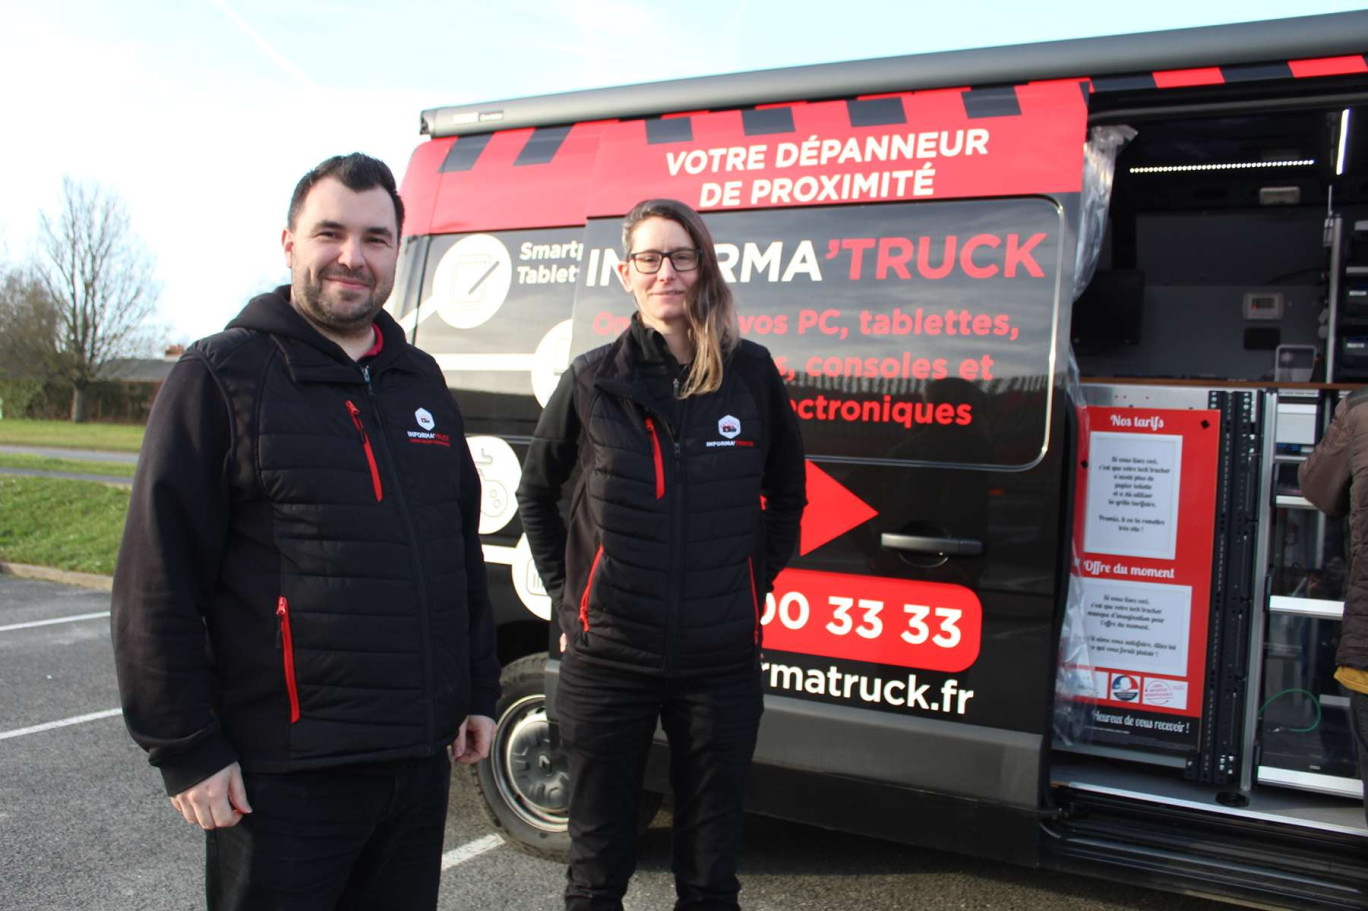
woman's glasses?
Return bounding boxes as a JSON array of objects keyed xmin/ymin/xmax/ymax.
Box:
[{"xmin": 627, "ymin": 249, "xmax": 700, "ymax": 273}]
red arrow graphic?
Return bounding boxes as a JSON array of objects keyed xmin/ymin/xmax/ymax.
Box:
[{"xmin": 799, "ymin": 461, "xmax": 878, "ymax": 556}]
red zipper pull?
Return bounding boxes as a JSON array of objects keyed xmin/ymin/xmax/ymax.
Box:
[
  {"xmin": 645, "ymin": 417, "xmax": 665, "ymax": 500},
  {"xmin": 276, "ymin": 597, "xmax": 300, "ymax": 723},
  {"xmin": 344, "ymin": 401, "xmax": 384, "ymax": 501}
]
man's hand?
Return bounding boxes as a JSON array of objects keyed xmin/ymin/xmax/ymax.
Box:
[
  {"xmin": 453, "ymin": 715, "xmax": 496, "ymax": 765},
  {"xmin": 169, "ymin": 762, "xmax": 251, "ymax": 830}
]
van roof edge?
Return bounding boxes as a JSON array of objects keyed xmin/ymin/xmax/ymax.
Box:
[{"xmin": 420, "ymin": 11, "xmax": 1368, "ymax": 138}]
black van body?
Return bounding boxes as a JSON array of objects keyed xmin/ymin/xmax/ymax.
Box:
[{"xmin": 389, "ymin": 12, "xmax": 1368, "ymax": 907}]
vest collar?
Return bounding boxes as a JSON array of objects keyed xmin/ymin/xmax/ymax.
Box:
[{"xmin": 226, "ymin": 286, "xmax": 412, "ymax": 384}]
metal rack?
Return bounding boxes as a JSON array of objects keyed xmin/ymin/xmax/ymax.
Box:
[{"xmin": 1256, "ymin": 391, "xmax": 1361, "ymax": 799}]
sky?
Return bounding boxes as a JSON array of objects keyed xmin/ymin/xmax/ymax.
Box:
[{"xmin": 2, "ymin": 0, "xmax": 1366, "ymax": 346}]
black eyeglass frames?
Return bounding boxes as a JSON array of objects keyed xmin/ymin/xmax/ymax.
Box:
[{"xmin": 626, "ymin": 249, "xmax": 700, "ymax": 273}]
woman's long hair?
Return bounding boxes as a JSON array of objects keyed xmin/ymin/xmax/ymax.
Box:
[{"xmin": 621, "ymin": 198, "xmax": 738, "ymax": 397}]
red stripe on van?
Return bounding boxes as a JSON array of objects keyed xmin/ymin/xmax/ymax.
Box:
[
  {"xmin": 1152, "ymin": 67, "xmax": 1225, "ymax": 88},
  {"xmin": 586, "ymin": 79, "xmax": 1086, "ymax": 216},
  {"xmin": 397, "ymin": 138, "xmax": 454, "ymax": 238},
  {"xmin": 423, "ymin": 121, "xmax": 609, "ymax": 234},
  {"xmin": 1289, "ymin": 55, "xmax": 1368, "ymax": 78}
]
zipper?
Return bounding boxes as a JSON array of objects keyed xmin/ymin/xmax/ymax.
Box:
[
  {"xmin": 360, "ymin": 367, "xmax": 436, "ymax": 751},
  {"xmin": 276, "ymin": 596, "xmax": 300, "ymax": 724},
  {"xmin": 665, "ymin": 394, "xmax": 687, "ymax": 674},
  {"xmin": 747, "ymin": 557, "xmax": 761, "ymax": 644},
  {"xmin": 579, "ymin": 544, "xmax": 605, "ymax": 631},
  {"xmin": 345, "ymin": 400, "xmax": 384, "ymax": 501},
  {"xmin": 644, "ymin": 417, "xmax": 665, "ymax": 499}
]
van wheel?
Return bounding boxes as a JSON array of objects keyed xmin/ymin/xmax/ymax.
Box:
[{"xmin": 466, "ymin": 653, "xmax": 662, "ymax": 862}]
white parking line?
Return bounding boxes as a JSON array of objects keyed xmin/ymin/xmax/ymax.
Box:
[
  {"xmin": 0, "ymin": 611, "xmax": 111, "ymax": 633},
  {"xmin": 440, "ymin": 834, "xmax": 503, "ymax": 870},
  {"xmin": 0, "ymin": 708, "xmax": 123, "ymax": 742}
]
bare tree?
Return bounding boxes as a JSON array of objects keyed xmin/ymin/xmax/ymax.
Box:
[
  {"xmin": 0, "ymin": 264, "xmax": 65, "ymax": 381},
  {"xmin": 37, "ymin": 178, "xmax": 159, "ymax": 422}
]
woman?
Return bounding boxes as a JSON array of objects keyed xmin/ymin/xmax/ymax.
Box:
[{"xmin": 516, "ymin": 198, "xmax": 806, "ymax": 910}]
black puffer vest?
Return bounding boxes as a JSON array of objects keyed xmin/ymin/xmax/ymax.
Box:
[
  {"xmin": 192, "ymin": 291, "xmax": 492, "ymax": 771},
  {"xmin": 561, "ymin": 327, "xmax": 780, "ymax": 676}
]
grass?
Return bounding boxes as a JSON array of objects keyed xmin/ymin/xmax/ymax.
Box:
[
  {"xmin": 0, "ymin": 418, "xmax": 145, "ymax": 453},
  {"xmin": 0, "ymin": 476, "xmax": 130, "ymax": 575},
  {"xmin": 0, "ymin": 452, "xmax": 137, "ymax": 478}
]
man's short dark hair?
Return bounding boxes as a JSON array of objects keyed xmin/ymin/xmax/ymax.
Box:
[{"xmin": 287, "ymin": 153, "xmax": 405, "ymax": 234}]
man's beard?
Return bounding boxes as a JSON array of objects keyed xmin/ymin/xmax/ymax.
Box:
[{"xmin": 293, "ymin": 266, "xmax": 387, "ymax": 335}]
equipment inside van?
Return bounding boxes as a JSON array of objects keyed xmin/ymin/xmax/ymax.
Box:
[{"xmin": 389, "ymin": 12, "xmax": 1368, "ymax": 907}]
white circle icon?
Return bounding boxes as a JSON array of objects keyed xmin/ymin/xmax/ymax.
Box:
[
  {"xmin": 532, "ymin": 319, "xmax": 573, "ymax": 407},
  {"xmin": 466, "ymin": 435, "xmax": 521, "ymax": 535},
  {"xmin": 512, "ymin": 534, "xmax": 552, "ymax": 620},
  {"xmin": 429, "ymin": 234, "xmax": 513, "ymax": 329}
]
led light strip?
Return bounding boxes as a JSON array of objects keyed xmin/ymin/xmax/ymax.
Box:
[{"xmin": 1130, "ymin": 159, "xmax": 1316, "ymax": 174}]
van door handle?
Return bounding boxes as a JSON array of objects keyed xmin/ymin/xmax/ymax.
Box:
[{"xmin": 880, "ymin": 534, "xmax": 983, "ymax": 557}]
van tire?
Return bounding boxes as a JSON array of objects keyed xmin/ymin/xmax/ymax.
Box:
[{"xmin": 465, "ymin": 653, "xmax": 663, "ymax": 862}]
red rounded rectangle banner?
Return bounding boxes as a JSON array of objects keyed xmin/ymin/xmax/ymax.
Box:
[{"xmin": 762, "ymin": 568, "xmax": 981, "ymax": 672}]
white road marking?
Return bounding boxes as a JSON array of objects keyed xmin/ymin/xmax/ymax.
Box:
[
  {"xmin": 0, "ymin": 611, "xmax": 110, "ymax": 633},
  {"xmin": 440, "ymin": 834, "xmax": 504, "ymax": 870},
  {"xmin": 0, "ymin": 708, "xmax": 123, "ymax": 742}
]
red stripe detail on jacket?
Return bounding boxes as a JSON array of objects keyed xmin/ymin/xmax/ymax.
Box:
[
  {"xmin": 645, "ymin": 417, "xmax": 665, "ymax": 499},
  {"xmin": 276, "ymin": 597, "xmax": 300, "ymax": 723},
  {"xmin": 345, "ymin": 401, "xmax": 384, "ymax": 501},
  {"xmin": 579, "ymin": 545, "xmax": 604, "ymax": 631}
]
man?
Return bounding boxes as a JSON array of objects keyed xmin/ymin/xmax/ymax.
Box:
[
  {"xmin": 111, "ymin": 153, "xmax": 499, "ymax": 909},
  {"xmin": 1299, "ymin": 388, "xmax": 1368, "ymax": 823}
]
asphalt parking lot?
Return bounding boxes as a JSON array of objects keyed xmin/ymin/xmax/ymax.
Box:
[{"xmin": 0, "ymin": 573, "xmax": 1224, "ymax": 911}]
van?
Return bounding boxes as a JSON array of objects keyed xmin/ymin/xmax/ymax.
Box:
[{"xmin": 388, "ymin": 11, "xmax": 1368, "ymax": 907}]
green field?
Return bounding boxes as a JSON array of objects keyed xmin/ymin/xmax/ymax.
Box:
[
  {"xmin": 0, "ymin": 419, "xmax": 145, "ymax": 453},
  {"xmin": 0, "ymin": 476, "xmax": 129, "ymax": 575},
  {"xmin": 0, "ymin": 452, "xmax": 137, "ymax": 478}
]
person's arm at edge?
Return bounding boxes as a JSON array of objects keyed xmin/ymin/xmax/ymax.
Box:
[
  {"xmin": 759, "ymin": 356, "xmax": 806, "ymax": 590},
  {"xmin": 452, "ymin": 398, "xmax": 501, "ymax": 725},
  {"xmin": 515, "ymin": 366, "xmax": 582, "ymax": 641},
  {"xmin": 110, "ymin": 354, "xmax": 238, "ymax": 797},
  {"xmin": 1299, "ymin": 398, "xmax": 1354, "ymax": 518}
]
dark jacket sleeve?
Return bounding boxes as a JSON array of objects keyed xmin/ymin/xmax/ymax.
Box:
[
  {"xmin": 758, "ymin": 357, "xmax": 806, "ymax": 591},
  {"xmin": 110, "ymin": 354, "xmax": 239, "ymax": 796},
  {"xmin": 1300, "ymin": 398, "xmax": 1354, "ymax": 519},
  {"xmin": 451, "ymin": 400, "xmax": 501, "ymax": 719},
  {"xmin": 515, "ymin": 366, "xmax": 582, "ymax": 637}
]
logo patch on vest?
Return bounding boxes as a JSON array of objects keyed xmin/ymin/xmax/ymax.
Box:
[
  {"xmin": 706, "ymin": 414, "xmax": 754, "ymax": 448},
  {"xmin": 407, "ymin": 406, "xmax": 451, "ymax": 447}
]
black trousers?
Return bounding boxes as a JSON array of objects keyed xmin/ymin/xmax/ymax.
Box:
[
  {"xmin": 557, "ymin": 653, "xmax": 764, "ymax": 911},
  {"xmin": 205, "ymin": 753, "xmax": 452, "ymax": 911}
]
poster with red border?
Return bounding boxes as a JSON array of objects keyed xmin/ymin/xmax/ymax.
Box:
[{"xmin": 1068, "ymin": 406, "xmax": 1221, "ymax": 752}]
